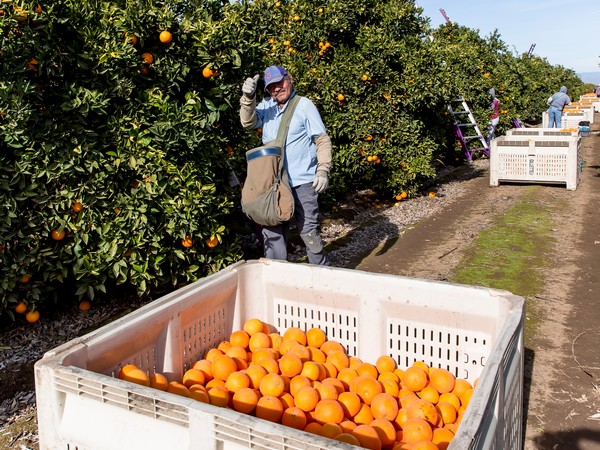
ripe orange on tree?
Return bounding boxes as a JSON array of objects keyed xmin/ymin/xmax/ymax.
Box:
[
  {"xmin": 15, "ymin": 301, "xmax": 27, "ymax": 314},
  {"xmin": 79, "ymin": 300, "xmax": 92, "ymax": 311},
  {"xmin": 205, "ymin": 236, "xmax": 219, "ymax": 248},
  {"xmin": 337, "ymin": 93, "xmax": 345, "ymax": 101},
  {"xmin": 141, "ymin": 52, "xmax": 153, "ymax": 64},
  {"xmin": 51, "ymin": 228, "xmax": 66, "ymax": 240},
  {"xmin": 72, "ymin": 200, "xmax": 83, "ymax": 212},
  {"xmin": 181, "ymin": 235, "xmax": 193, "ymax": 248},
  {"xmin": 26, "ymin": 309, "xmax": 40, "ymax": 323},
  {"xmin": 159, "ymin": 30, "xmax": 172, "ymax": 44},
  {"xmin": 202, "ymin": 66, "xmax": 214, "ymax": 78},
  {"xmin": 20, "ymin": 274, "xmax": 31, "ymax": 283}
]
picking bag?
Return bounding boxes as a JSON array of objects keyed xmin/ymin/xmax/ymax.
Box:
[{"xmin": 241, "ymin": 95, "xmax": 300, "ymax": 227}]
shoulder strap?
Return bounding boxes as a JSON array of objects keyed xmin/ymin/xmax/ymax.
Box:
[{"xmin": 275, "ymin": 94, "xmax": 301, "ymax": 148}]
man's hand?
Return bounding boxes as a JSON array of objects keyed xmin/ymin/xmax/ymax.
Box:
[
  {"xmin": 242, "ymin": 75, "xmax": 260, "ymax": 98},
  {"xmin": 312, "ymin": 171, "xmax": 329, "ymax": 193}
]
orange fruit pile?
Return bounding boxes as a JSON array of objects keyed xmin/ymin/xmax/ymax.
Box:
[{"xmin": 118, "ymin": 319, "xmax": 477, "ymax": 450}]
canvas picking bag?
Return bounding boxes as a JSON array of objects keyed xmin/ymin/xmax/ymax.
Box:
[{"xmin": 241, "ymin": 95, "xmax": 300, "ymax": 227}]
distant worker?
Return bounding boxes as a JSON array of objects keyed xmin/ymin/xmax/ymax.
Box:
[
  {"xmin": 595, "ymin": 84, "xmax": 600, "ymax": 98},
  {"xmin": 546, "ymin": 86, "xmax": 571, "ymax": 128},
  {"xmin": 486, "ymin": 88, "xmax": 500, "ymax": 147}
]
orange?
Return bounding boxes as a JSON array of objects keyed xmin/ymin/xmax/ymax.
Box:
[
  {"xmin": 189, "ymin": 388, "xmax": 209, "ymax": 403},
  {"xmin": 459, "ymin": 388, "xmax": 474, "ymax": 408},
  {"xmin": 319, "ymin": 422, "xmax": 343, "ymax": 439},
  {"xmin": 429, "ymin": 369, "xmax": 456, "ymax": 394},
  {"xmin": 207, "ymin": 386, "xmax": 229, "ymax": 407},
  {"xmin": 294, "ymin": 386, "xmax": 319, "ymax": 412},
  {"xmin": 436, "ymin": 401, "xmax": 458, "ymax": 425},
  {"xmin": 411, "ymin": 441, "xmax": 439, "ymax": 450},
  {"xmin": 418, "ymin": 385, "xmax": 440, "ymax": 404},
  {"xmin": 306, "ymin": 327, "xmax": 327, "ymax": 348},
  {"xmin": 399, "ymin": 390, "xmax": 420, "ymax": 408},
  {"xmin": 408, "ymin": 399, "xmax": 439, "ymax": 427},
  {"xmin": 322, "ymin": 362, "xmax": 339, "ymax": 379},
  {"xmin": 230, "ymin": 330, "xmax": 250, "ymax": 349},
  {"xmin": 381, "ymin": 378, "xmax": 400, "ymax": 397},
  {"xmin": 159, "ymin": 30, "xmax": 172, "ymax": 44},
  {"xmin": 340, "ymin": 419, "xmax": 357, "ymax": 433},
  {"xmin": 412, "ymin": 361, "xmax": 430, "ymax": 373},
  {"xmin": 351, "ymin": 376, "xmax": 383, "ymax": 405},
  {"xmin": 451, "ymin": 379, "xmax": 473, "ymax": 398},
  {"xmin": 286, "ymin": 343, "xmax": 311, "ymax": 362},
  {"xmin": 315, "ymin": 399, "xmax": 345, "ymax": 424},
  {"xmin": 205, "ymin": 236, "xmax": 219, "ymax": 248},
  {"xmin": 232, "ymin": 387, "xmax": 259, "ymax": 414},
  {"xmin": 376, "ymin": 355, "xmax": 397, "ymax": 374},
  {"xmin": 192, "ymin": 359, "xmax": 213, "ymax": 382},
  {"xmin": 204, "ymin": 348, "xmax": 223, "ymax": 363},
  {"xmin": 217, "ymin": 340, "xmax": 232, "ymax": 353},
  {"xmin": 439, "ymin": 392, "xmax": 461, "ymax": 411},
  {"xmin": 181, "ymin": 236, "xmax": 193, "ymax": 248},
  {"xmin": 289, "ymin": 375, "xmax": 312, "ymax": 397},
  {"xmin": 256, "ymin": 395, "xmax": 284, "ymax": 423},
  {"xmin": 202, "ymin": 66, "xmax": 214, "ymax": 78},
  {"xmin": 280, "ymin": 392, "xmax": 295, "ymax": 409},
  {"xmin": 394, "ymin": 407, "xmax": 409, "ymax": 430},
  {"xmin": 320, "ymin": 340, "xmax": 346, "ymax": 356},
  {"xmin": 51, "ymin": 229, "xmax": 65, "ymax": 240},
  {"xmin": 349, "ymin": 356, "xmax": 363, "ymax": 371},
  {"xmin": 251, "ymin": 347, "xmax": 278, "ymax": 362},
  {"xmin": 279, "ymin": 352, "xmax": 303, "ymax": 377},
  {"xmin": 314, "ymin": 380, "xmax": 339, "ymax": 400},
  {"xmin": 353, "ymin": 402, "xmax": 374, "ymax": 425},
  {"xmin": 300, "ymin": 361, "xmax": 322, "ymax": 381},
  {"xmin": 403, "ymin": 366, "xmax": 429, "ymax": 392},
  {"xmin": 282, "ymin": 406, "xmax": 307, "ymax": 430},
  {"xmin": 225, "ymin": 345, "xmax": 248, "ymax": 361},
  {"xmin": 353, "ymin": 424, "xmax": 382, "ymax": 450},
  {"xmin": 78, "ymin": 300, "xmax": 91, "ymax": 311},
  {"xmin": 432, "ymin": 427, "xmax": 455, "ymax": 450},
  {"xmin": 167, "ymin": 381, "xmax": 190, "ymax": 397},
  {"xmin": 225, "ymin": 371, "xmax": 250, "ymax": 392},
  {"xmin": 307, "ymin": 346, "xmax": 326, "ymax": 363},
  {"xmin": 402, "ymin": 418, "xmax": 433, "ymax": 444},
  {"xmin": 141, "ymin": 52, "xmax": 154, "ymax": 64},
  {"xmin": 337, "ymin": 367, "xmax": 359, "ymax": 390},
  {"xmin": 283, "ymin": 327, "xmax": 307, "ymax": 346},
  {"xmin": 321, "ymin": 377, "xmax": 345, "ymax": 395},
  {"xmin": 25, "ymin": 310, "xmax": 40, "ymax": 323},
  {"xmin": 338, "ymin": 391, "xmax": 362, "ymax": 418},
  {"xmin": 335, "ymin": 433, "xmax": 361, "ymax": 445},
  {"xmin": 71, "ymin": 200, "xmax": 83, "ymax": 212},
  {"xmin": 122, "ymin": 368, "xmax": 150, "ymax": 387},
  {"xmin": 356, "ymin": 362, "xmax": 379, "ymax": 379},
  {"xmin": 205, "ymin": 378, "xmax": 226, "ymax": 389},
  {"xmin": 246, "ymin": 364, "xmax": 267, "ymax": 389},
  {"xmin": 182, "ymin": 368, "xmax": 206, "ymax": 388},
  {"xmin": 15, "ymin": 302, "xmax": 27, "ymax": 314},
  {"xmin": 117, "ymin": 364, "xmax": 139, "ymax": 379},
  {"xmin": 149, "ymin": 373, "xmax": 168, "ymax": 391},
  {"xmin": 370, "ymin": 418, "xmax": 397, "ymax": 449},
  {"xmin": 259, "ymin": 372, "xmax": 285, "ymax": 397},
  {"xmin": 211, "ymin": 354, "xmax": 238, "ymax": 381},
  {"xmin": 20, "ymin": 275, "xmax": 31, "ymax": 283},
  {"xmin": 269, "ymin": 333, "xmax": 284, "ymax": 351},
  {"xmin": 257, "ymin": 357, "xmax": 280, "ymax": 374},
  {"xmin": 304, "ymin": 422, "xmax": 322, "ymax": 435},
  {"xmin": 248, "ymin": 332, "xmax": 271, "ymax": 352},
  {"xmin": 243, "ymin": 318, "xmax": 264, "ymax": 336},
  {"xmin": 370, "ymin": 393, "xmax": 399, "ymax": 420}
]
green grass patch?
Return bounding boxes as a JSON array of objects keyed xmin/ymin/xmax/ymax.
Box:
[{"xmin": 451, "ymin": 186, "xmax": 554, "ymax": 299}]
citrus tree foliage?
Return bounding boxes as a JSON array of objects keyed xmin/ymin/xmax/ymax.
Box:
[{"xmin": 0, "ymin": 0, "xmax": 587, "ymax": 317}]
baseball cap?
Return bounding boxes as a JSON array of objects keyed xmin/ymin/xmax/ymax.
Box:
[{"xmin": 263, "ymin": 66, "xmax": 288, "ymax": 89}]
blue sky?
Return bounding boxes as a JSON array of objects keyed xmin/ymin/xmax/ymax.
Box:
[{"xmin": 415, "ymin": 0, "xmax": 600, "ymax": 74}]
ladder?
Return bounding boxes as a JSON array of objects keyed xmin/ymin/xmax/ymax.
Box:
[{"xmin": 447, "ymin": 96, "xmax": 489, "ymax": 162}]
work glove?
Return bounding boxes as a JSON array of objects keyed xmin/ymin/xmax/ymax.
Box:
[
  {"xmin": 312, "ymin": 171, "xmax": 329, "ymax": 193},
  {"xmin": 242, "ymin": 75, "xmax": 260, "ymax": 98}
]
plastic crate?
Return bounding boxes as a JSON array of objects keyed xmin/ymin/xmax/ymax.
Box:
[
  {"xmin": 505, "ymin": 128, "xmax": 580, "ymax": 138},
  {"xmin": 35, "ymin": 259, "xmax": 525, "ymax": 450},
  {"xmin": 562, "ymin": 111, "xmax": 594, "ymax": 127},
  {"xmin": 490, "ymin": 136, "xmax": 582, "ymax": 190}
]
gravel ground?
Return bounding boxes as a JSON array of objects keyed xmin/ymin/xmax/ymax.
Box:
[{"xmin": 0, "ymin": 158, "xmax": 484, "ymax": 448}]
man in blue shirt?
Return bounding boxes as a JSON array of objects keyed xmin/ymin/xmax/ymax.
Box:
[
  {"xmin": 546, "ymin": 86, "xmax": 571, "ymax": 128},
  {"xmin": 240, "ymin": 66, "xmax": 332, "ymax": 265}
]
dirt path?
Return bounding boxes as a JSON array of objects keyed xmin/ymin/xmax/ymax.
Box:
[{"xmin": 355, "ymin": 119, "xmax": 600, "ymax": 449}]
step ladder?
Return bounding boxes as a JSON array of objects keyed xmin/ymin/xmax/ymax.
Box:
[{"xmin": 447, "ymin": 96, "xmax": 489, "ymax": 162}]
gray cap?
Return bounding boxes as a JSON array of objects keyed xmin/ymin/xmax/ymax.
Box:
[
  {"xmin": 488, "ymin": 88, "xmax": 496, "ymax": 97},
  {"xmin": 559, "ymin": 86, "xmax": 568, "ymax": 93}
]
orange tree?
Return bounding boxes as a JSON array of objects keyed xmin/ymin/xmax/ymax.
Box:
[{"xmin": 0, "ymin": 0, "xmax": 249, "ymax": 317}]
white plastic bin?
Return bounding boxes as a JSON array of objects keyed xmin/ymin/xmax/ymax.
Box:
[
  {"xmin": 35, "ymin": 259, "xmax": 525, "ymax": 450},
  {"xmin": 505, "ymin": 128, "xmax": 580, "ymax": 138},
  {"xmin": 490, "ymin": 136, "xmax": 582, "ymax": 190}
]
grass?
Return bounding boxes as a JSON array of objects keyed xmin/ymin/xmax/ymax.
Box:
[{"xmin": 450, "ymin": 185, "xmax": 556, "ymax": 336}]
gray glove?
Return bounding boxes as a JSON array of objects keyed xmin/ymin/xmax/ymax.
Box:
[
  {"xmin": 242, "ymin": 75, "xmax": 260, "ymax": 98},
  {"xmin": 312, "ymin": 171, "xmax": 329, "ymax": 193}
]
